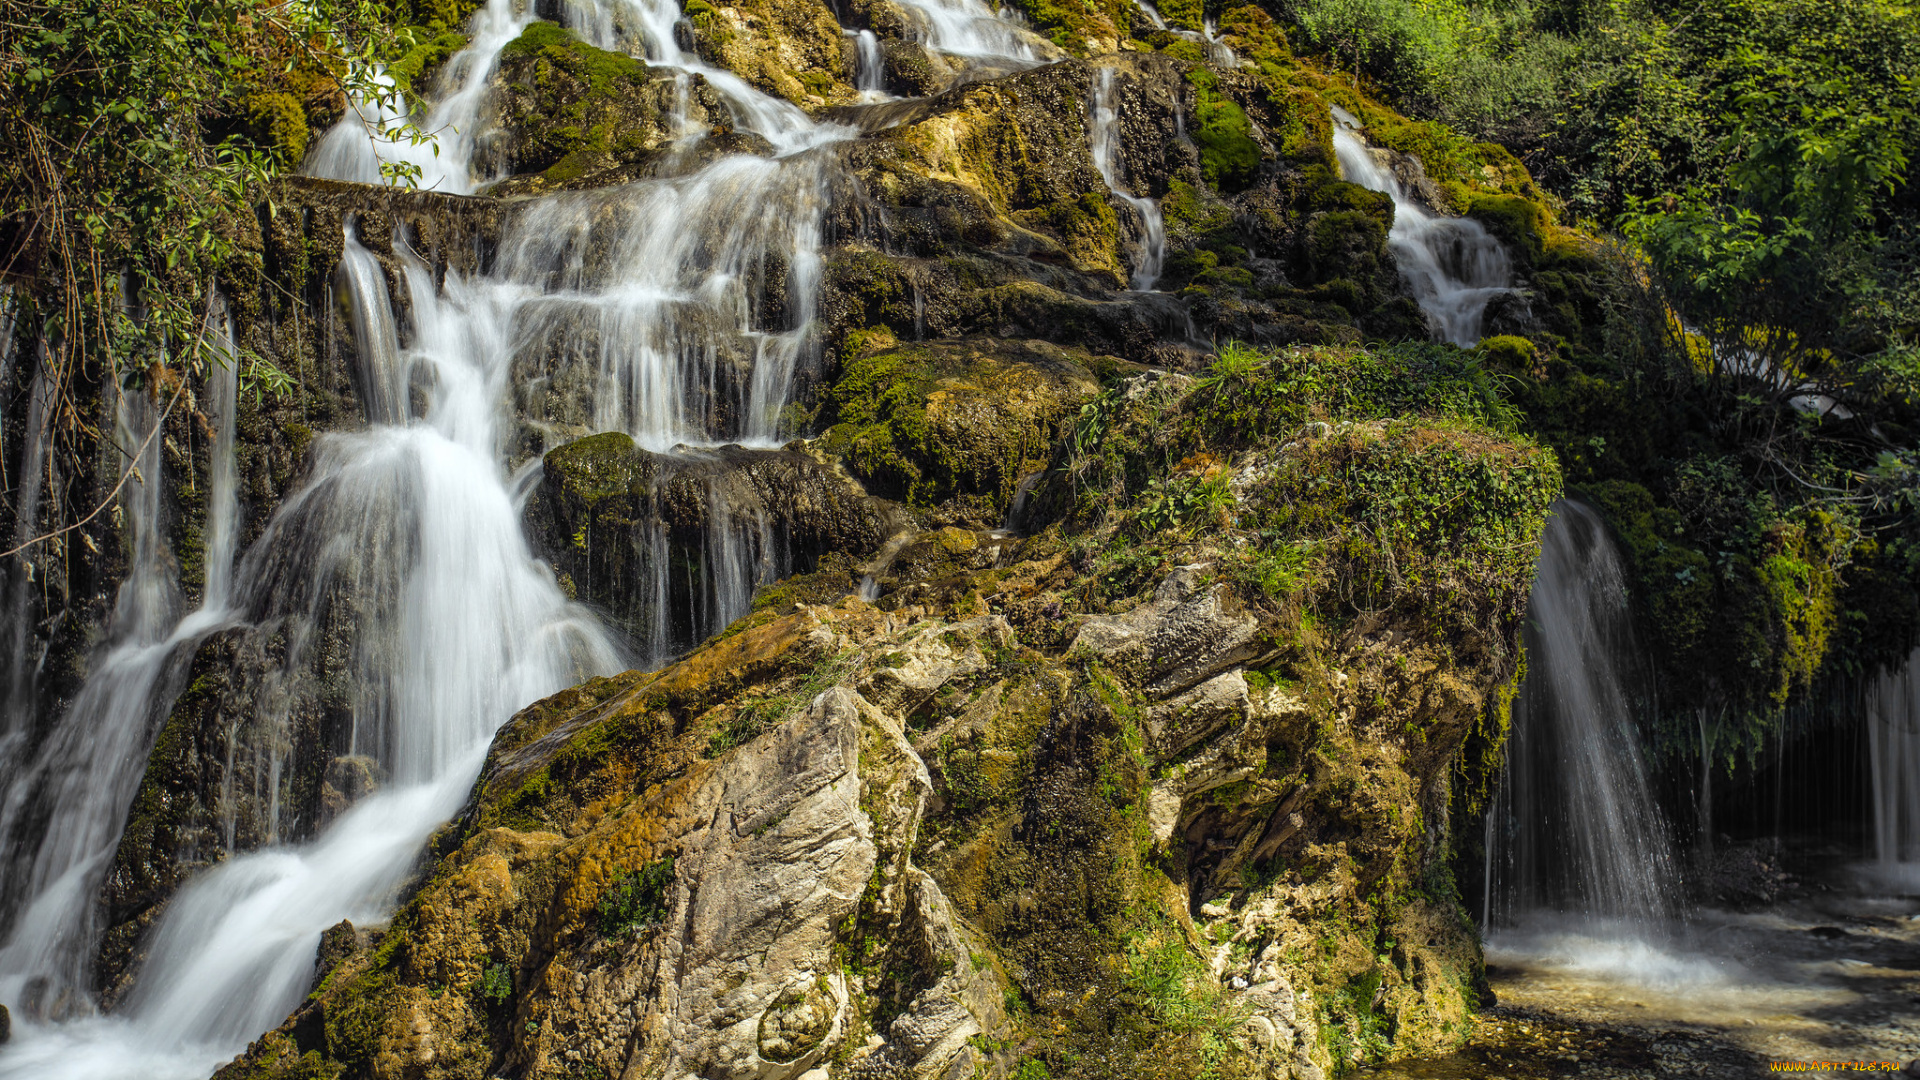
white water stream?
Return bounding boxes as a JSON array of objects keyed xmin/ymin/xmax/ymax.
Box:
[
  {"xmin": 0, "ymin": 0, "xmax": 1062, "ymax": 1068},
  {"xmin": 1330, "ymin": 109, "xmax": 1512, "ymax": 346},
  {"xmin": 888, "ymin": 0, "xmax": 1048, "ymax": 66},
  {"xmin": 1866, "ymin": 647, "xmax": 1920, "ymax": 892},
  {"xmin": 1088, "ymin": 66, "xmax": 1165, "ymax": 291},
  {"xmin": 1486, "ymin": 502, "xmax": 1681, "ymax": 927}
]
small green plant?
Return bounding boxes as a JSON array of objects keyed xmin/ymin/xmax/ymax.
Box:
[
  {"xmin": 476, "ymin": 960, "xmax": 512, "ymax": 1003},
  {"xmin": 706, "ymin": 650, "xmax": 855, "ymax": 757},
  {"xmin": 1013, "ymin": 1057, "xmax": 1052, "ymax": 1080},
  {"xmin": 596, "ymin": 857, "xmax": 675, "ymax": 938}
]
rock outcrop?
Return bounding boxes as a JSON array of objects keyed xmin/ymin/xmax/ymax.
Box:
[{"xmin": 212, "ymin": 344, "xmax": 1558, "ymax": 1080}]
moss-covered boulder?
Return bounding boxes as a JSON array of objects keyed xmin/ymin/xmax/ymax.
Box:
[
  {"xmin": 813, "ymin": 337, "xmax": 1105, "ymax": 520},
  {"xmin": 482, "ymin": 22, "xmax": 720, "ymax": 194},
  {"xmin": 211, "ymin": 341, "xmax": 1555, "ymax": 1080},
  {"xmin": 688, "ymin": 0, "xmax": 858, "ymax": 107},
  {"xmin": 523, "ymin": 432, "xmax": 904, "ymax": 654}
]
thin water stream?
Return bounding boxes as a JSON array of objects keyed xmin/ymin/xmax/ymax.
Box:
[
  {"xmin": 1088, "ymin": 66, "xmax": 1165, "ymax": 291},
  {"xmin": 1433, "ymin": 504, "xmax": 1920, "ymax": 1075},
  {"xmin": 1330, "ymin": 109, "xmax": 1511, "ymax": 346}
]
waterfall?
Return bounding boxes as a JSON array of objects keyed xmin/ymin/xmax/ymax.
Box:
[
  {"xmin": 1131, "ymin": 0, "xmax": 1236, "ymax": 67},
  {"xmin": 1866, "ymin": 648, "xmax": 1920, "ymax": 890},
  {"xmin": 1330, "ymin": 109, "xmax": 1512, "ymax": 347},
  {"xmin": 333, "ymin": 231, "xmax": 409, "ymax": 425},
  {"xmin": 0, "ymin": 0, "xmax": 869, "ymax": 1069},
  {"xmin": 1485, "ymin": 501, "xmax": 1681, "ymax": 932},
  {"xmin": 1088, "ymin": 67, "xmax": 1165, "ymax": 291},
  {"xmin": 0, "ymin": 346, "xmax": 54, "ymax": 751},
  {"xmin": 886, "ymin": 0, "xmax": 1048, "ymax": 66},
  {"xmin": 304, "ymin": 0, "xmax": 533, "ymax": 191},
  {"xmin": 202, "ymin": 299, "xmax": 241, "ymax": 612},
  {"xmin": 0, "ymin": 367, "xmax": 221, "ymax": 1022},
  {"xmin": 851, "ymin": 29, "xmax": 888, "ymax": 97}
]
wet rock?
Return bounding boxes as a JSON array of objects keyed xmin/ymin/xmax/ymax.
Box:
[
  {"xmin": 0, "ymin": 1001, "xmax": 8, "ymax": 1044},
  {"xmin": 691, "ymin": 0, "xmax": 858, "ymax": 107},
  {"xmin": 524, "ymin": 431, "xmax": 902, "ymax": 653},
  {"xmin": 482, "ymin": 21, "xmax": 719, "ymax": 195}
]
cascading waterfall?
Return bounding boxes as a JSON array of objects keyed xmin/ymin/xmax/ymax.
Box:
[
  {"xmin": 0, "ymin": 231, "xmax": 625, "ymax": 1078},
  {"xmin": 1866, "ymin": 647, "xmax": 1920, "ymax": 889},
  {"xmin": 303, "ymin": 0, "xmax": 533, "ymax": 192},
  {"xmin": 0, "ymin": 0, "xmax": 1062, "ymax": 1067},
  {"xmin": 1484, "ymin": 501, "xmax": 1681, "ymax": 933},
  {"xmin": 1330, "ymin": 109, "xmax": 1512, "ymax": 347},
  {"xmin": 851, "ymin": 29, "xmax": 889, "ymax": 97},
  {"xmin": 1130, "ymin": 0, "xmax": 1236, "ymax": 67},
  {"xmin": 0, "ymin": 344, "xmax": 53, "ymax": 751},
  {"xmin": 1088, "ymin": 66, "xmax": 1165, "ymax": 291},
  {"xmin": 0, "ymin": 343, "xmax": 230, "ymax": 1023},
  {"xmin": 886, "ymin": 0, "xmax": 1048, "ymax": 66}
]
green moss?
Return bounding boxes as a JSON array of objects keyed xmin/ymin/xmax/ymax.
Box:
[
  {"xmin": 817, "ymin": 342, "xmax": 1094, "ymax": 512},
  {"xmin": 544, "ymin": 431, "xmax": 641, "ymax": 506},
  {"xmin": 322, "ymin": 972, "xmax": 400, "ymax": 1068},
  {"xmin": 1154, "ymin": 0, "xmax": 1204, "ymax": 31},
  {"xmin": 1466, "ymin": 194, "xmax": 1544, "ymax": 264},
  {"xmin": 496, "ymin": 20, "xmax": 659, "ymax": 181},
  {"xmin": 245, "ymin": 92, "xmax": 308, "ymax": 168},
  {"xmin": 596, "ymin": 857, "xmax": 676, "ymax": 937},
  {"xmin": 1475, "ymin": 335, "xmax": 1537, "ymax": 376},
  {"xmin": 1185, "ymin": 69, "xmax": 1261, "ymax": 192},
  {"xmin": 385, "ymin": 28, "xmax": 470, "ymax": 106},
  {"xmin": 1000, "ymin": 0, "xmax": 1133, "ymax": 52}
]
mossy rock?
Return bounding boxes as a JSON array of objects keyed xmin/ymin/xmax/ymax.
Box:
[
  {"xmin": 815, "ymin": 338, "xmax": 1103, "ymax": 518},
  {"xmin": 524, "ymin": 433, "xmax": 896, "ymax": 653},
  {"xmin": 487, "ymin": 21, "xmax": 685, "ymax": 189}
]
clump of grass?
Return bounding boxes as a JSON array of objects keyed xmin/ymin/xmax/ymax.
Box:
[{"xmin": 596, "ymin": 857, "xmax": 675, "ymax": 938}]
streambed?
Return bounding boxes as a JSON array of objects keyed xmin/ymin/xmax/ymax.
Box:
[{"xmin": 1370, "ymin": 861, "xmax": 1920, "ymax": 1078}]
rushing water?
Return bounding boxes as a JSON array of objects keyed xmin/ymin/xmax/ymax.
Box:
[
  {"xmin": 1330, "ymin": 109, "xmax": 1512, "ymax": 347},
  {"xmin": 889, "ymin": 0, "xmax": 1049, "ymax": 66},
  {"xmin": 0, "ymin": 0, "xmax": 1070, "ymax": 1065},
  {"xmin": 1485, "ymin": 501, "xmax": 1682, "ymax": 934},
  {"xmin": 304, "ymin": 0, "xmax": 533, "ymax": 192},
  {"xmin": 1088, "ymin": 66, "xmax": 1165, "ymax": 291},
  {"xmin": 851, "ymin": 29, "xmax": 889, "ymax": 98},
  {"xmin": 1866, "ymin": 648, "xmax": 1920, "ymax": 891}
]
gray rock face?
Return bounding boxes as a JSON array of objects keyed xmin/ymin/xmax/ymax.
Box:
[{"xmin": 1070, "ymin": 564, "xmax": 1274, "ymax": 696}]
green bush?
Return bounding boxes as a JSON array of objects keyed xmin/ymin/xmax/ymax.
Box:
[{"xmin": 596, "ymin": 858, "xmax": 676, "ymax": 938}]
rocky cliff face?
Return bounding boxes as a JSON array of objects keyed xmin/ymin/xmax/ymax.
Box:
[
  {"xmin": 210, "ymin": 348, "xmax": 1558, "ymax": 1079},
  {"xmin": 0, "ymin": 0, "xmax": 1596, "ymax": 1068}
]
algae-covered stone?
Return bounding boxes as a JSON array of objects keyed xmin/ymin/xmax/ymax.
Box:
[
  {"xmin": 815, "ymin": 338, "xmax": 1102, "ymax": 519},
  {"xmin": 690, "ymin": 0, "xmax": 858, "ymax": 107},
  {"xmin": 524, "ymin": 432, "xmax": 900, "ymax": 652},
  {"xmin": 483, "ymin": 21, "xmax": 715, "ymax": 194}
]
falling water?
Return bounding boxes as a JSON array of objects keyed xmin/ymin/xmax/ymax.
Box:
[
  {"xmin": 1088, "ymin": 67, "xmax": 1165, "ymax": 291},
  {"xmin": 1485, "ymin": 501, "xmax": 1680, "ymax": 932},
  {"xmin": 1131, "ymin": 0, "xmax": 1236, "ymax": 67},
  {"xmin": 1330, "ymin": 109, "xmax": 1512, "ymax": 347},
  {"xmin": 304, "ymin": 0, "xmax": 533, "ymax": 192},
  {"xmin": 0, "ymin": 344, "xmax": 54, "ymax": 750},
  {"xmin": 0, "ymin": 361, "xmax": 221, "ymax": 1022},
  {"xmin": 887, "ymin": 0, "xmax": 1049, "ymax": 67},
  {"xmin": 1, "ymin": 0, "xmax": 874, "ymax": 1069},
  {"xmin": 201, "ymin": 300, "xmax": 241, "ymax": 612},
  {"xmin": 851, "ymin": 29, "xmax": 889, "ymax": 97},
  {"xmin": 1866, "ymin": 648, "xmax": 1920, "ymax": 890}
]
